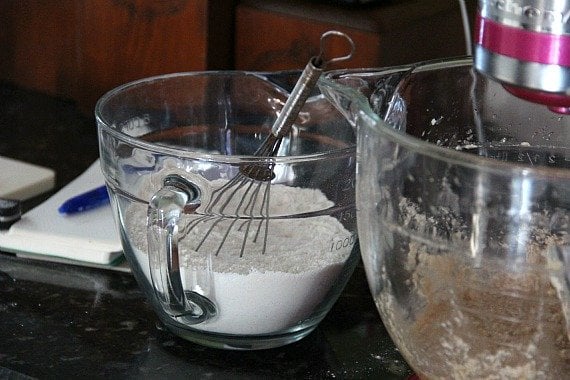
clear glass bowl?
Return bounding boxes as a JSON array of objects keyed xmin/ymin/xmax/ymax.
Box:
[
  {"xmin": 96, "ymin": 71, "xmax": 358, "ymax": 350},
  {"xmin": 321, "ymin": 58, "xmax": 570, "ymax": 378}
]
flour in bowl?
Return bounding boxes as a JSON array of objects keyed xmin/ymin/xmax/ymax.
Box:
[{"xmin": 125, "ymin": 178, "xmax": 356, "ymax": 335}]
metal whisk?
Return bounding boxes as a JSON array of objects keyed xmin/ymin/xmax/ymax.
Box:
[{"xmin": 184, "ymin": 31, "xmax": 355, "ymax": 257}]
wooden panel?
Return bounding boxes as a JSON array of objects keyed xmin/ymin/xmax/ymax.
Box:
[
  {"xmin": 76, "ymin": 0, "xmax": 210, "ymax": 110},
  {"xmin": 235, "ymin": 0, "xmax": 476, "ymax": 71},
  {"xmin": 0, "ymin": 0, "xmax": 475, "ymax": 112},
  {"xmin": 235, "ymin": 6, "xmax": 381, "ymax": 71},
  {"xmin": 0, "ymin": 0, "xmax": 235, "ymax": 113},
  {"xmin": 0, "ymin": 1, "xmax": 77, "ymax": 97}
]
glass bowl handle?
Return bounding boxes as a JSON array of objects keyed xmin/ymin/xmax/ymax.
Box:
[{"xmin": 147, "ymin": 174, "xmax": 216, "ymax": 324}]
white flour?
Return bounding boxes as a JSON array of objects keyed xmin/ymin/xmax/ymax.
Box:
[{"xmin": 125, "ymin": 177, "xmax": 355, "ymax": 335}]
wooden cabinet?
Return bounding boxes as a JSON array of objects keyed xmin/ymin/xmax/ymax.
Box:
[
  {"xmin": 0, "ymin": 0, "xmax": 475, "ymax": 113},
  {"xmin": 235, "ymin": 0, "xmax": 475, "ymax": 71},
  {"xmin": 0, "ymin": 0, "xmax": 235, "ymax": 113}
]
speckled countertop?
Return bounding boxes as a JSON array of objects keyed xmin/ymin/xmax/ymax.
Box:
[{"xmin": 0, "ymin": 83, "xmax": 413, "ymax": 379}]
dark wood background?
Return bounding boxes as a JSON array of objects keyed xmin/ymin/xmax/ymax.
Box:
[{"xmin": 0, "ymin": 0, "xmax": 475, "ymax": 114}]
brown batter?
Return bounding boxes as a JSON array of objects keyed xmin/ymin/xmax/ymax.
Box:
[{"xmin": 375, "ymin": 200, "xmax": 570, "ymax": 379}]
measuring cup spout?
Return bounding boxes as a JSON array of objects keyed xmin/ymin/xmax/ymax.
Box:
[{"xmin": 319, "ymin": 65, "xmax": 413, "ymax": 131}]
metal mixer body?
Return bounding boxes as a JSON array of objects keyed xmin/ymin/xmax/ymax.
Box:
[{"xmin": 474, "ymin": 0, "xmax": 570, "ymax": 113}]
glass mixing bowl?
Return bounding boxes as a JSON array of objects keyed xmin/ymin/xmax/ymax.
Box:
[
  {"xmin": 96, "ymin": 71, "xmax": 358, "ymax": 350},
  {"xmin": 321, "ymin": 58, "xmax": 570, "ymax": 378}
]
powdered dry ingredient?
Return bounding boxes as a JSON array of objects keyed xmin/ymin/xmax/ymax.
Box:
[
  {"xmin": 375, "ymin": 198, "xmax": 569, "ymax": 379},
  {"xmin": 125, "ymin": 177, "xmax": 355, "ymax": 335}
]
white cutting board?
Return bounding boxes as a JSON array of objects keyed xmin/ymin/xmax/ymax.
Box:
[{"xmin": 0, "ymin": 156, "xmax": 56, "ymax": 200}]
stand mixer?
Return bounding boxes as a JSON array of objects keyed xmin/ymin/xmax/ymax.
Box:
[{"xmin": 473, "ymin": 0, "xmax": 570, "ymax": 113}]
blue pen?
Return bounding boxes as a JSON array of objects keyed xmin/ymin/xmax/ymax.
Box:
[{"xmin": 58, "ymin": 185, "xmax": 110, "ymax": 215}]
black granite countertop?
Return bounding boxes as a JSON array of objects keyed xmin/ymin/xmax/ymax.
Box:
[{"xmin": 0, "ymin": 83, "xmax": 413, "ymax": 379}]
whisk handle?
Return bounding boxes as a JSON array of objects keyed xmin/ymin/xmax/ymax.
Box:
[
  {"xmin": 270, "ymin": 60, "xmax": 323, "ymax": 138},
  {"xmin": 270, "ymin": 30, "xmax": 355, "ymax": 138}
]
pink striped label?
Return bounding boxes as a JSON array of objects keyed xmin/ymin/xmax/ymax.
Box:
[{"xmin": 475, "ymin": 13, "xmax": 570, "ymax": 66}]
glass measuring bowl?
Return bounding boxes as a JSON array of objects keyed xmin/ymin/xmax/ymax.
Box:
[
  {"xmin": 96, "ymin": 71, "xmax": 358, "ymax": 350},
  {"xmin": 320, "ymin": 58, "xmax": 570, "ymax": 378}
]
